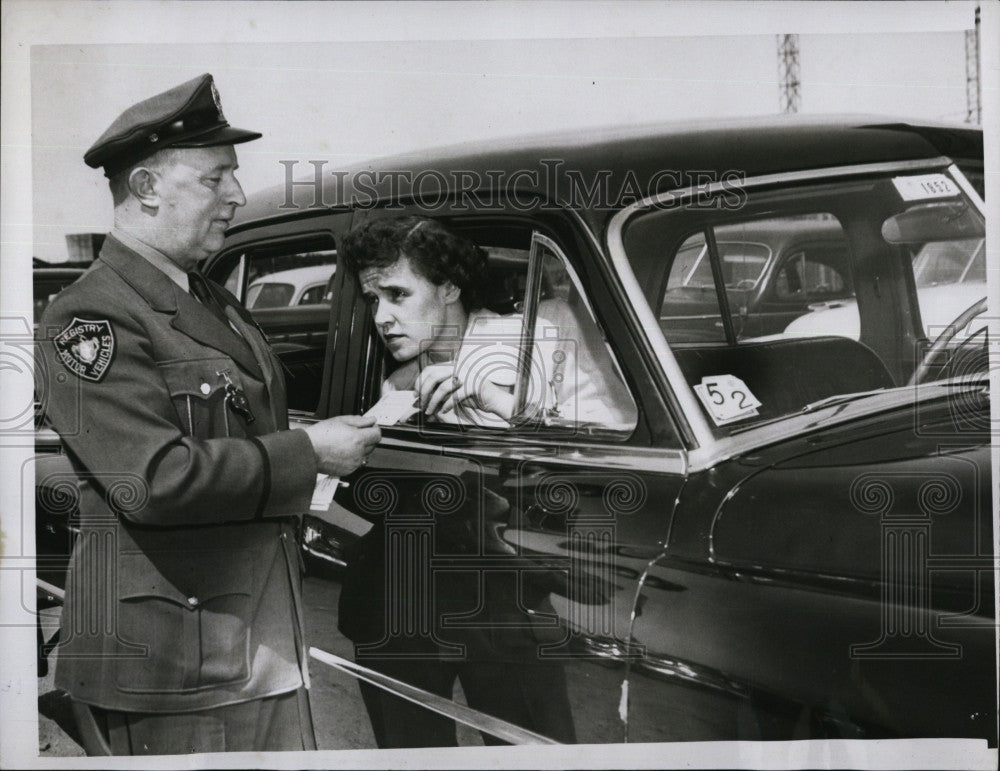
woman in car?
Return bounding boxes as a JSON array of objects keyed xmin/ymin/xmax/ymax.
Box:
[
  {"xmin": 354, "ymin": 217, "xmax": 554, "ymax": 428},
  {"xmin": 337, "ymin": 217, "xmax": 576, "ymax": 747}
]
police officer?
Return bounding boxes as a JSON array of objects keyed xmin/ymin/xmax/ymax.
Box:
[{"xmin": 37, "ymin": 74, "xmax": 380, "ymax": 755}]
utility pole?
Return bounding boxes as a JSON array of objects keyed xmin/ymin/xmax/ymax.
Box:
[
  {"xmin": 965, "ymin": 5, "xmax": 981, "ymax": 123},
  {"xmin": 778, "ymin": 34, "xmax": 801, "ymax": 114}
]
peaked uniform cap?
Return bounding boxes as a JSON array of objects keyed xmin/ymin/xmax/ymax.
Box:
[{"xmin": 84, "ymin": 73, "xmax": 262, "ymax": 177}]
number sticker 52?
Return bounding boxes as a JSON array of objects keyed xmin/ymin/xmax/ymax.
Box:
[{"xmin": 694, "ymin": 375, "xmax": 763, "ymax": 426}]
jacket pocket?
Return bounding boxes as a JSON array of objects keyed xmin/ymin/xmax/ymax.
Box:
[
  {"xmin": 115, "ymin": 549, "xmax": 255, "ymax": 693},
  {"xmin": 157, "ymin": 357, "xmax": 247, "ymax": 439}
]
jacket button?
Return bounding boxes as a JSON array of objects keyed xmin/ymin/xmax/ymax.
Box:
[
  {"xmin": 187, "ymin": 596, "xmax": 199, "ymax": 607},
  {"xmin": 200, "ymin": 383, "xmax": 211, "ymax": 395}
]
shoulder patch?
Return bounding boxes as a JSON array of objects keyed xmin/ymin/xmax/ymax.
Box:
[{"xmin": 53, "ymin": 317, "xmax": 116, "ymax": 382}]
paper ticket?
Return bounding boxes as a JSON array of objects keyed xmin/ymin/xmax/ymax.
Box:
[
  {"xmin": 364, "ymin": 389, "xmax": 420, "ymax": 426},
  {"xmin": 311, "ymin": 473, "xmax": 342, "ymax": 512}
]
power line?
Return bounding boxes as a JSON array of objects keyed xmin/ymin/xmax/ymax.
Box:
[
  {"xmin": 965, "ymin": 5, "xmax": 981, "ymax": 123},
  {"xmin": 778, "ymin": 34, "xmax": 801, "ymax": 114}
]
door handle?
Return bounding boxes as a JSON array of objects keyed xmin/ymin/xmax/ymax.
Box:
[{"xmin": 524, "ymin": 502, "xmax": 567, "ymax": 531}]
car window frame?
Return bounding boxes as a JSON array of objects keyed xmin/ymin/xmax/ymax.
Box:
[
  {"xmin": 207, "ymin": 215, "xmax": 354, "ymax": 417},
  {"xmin": 338, "ymin": 201, "xmax": 679, "ymax": 455}
]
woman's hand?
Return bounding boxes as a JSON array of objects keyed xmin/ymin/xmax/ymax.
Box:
[{"xmin": 416, "ymin": 363, "xmax": 515, "ymax": 421}]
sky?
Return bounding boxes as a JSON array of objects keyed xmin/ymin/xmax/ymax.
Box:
[{"xmin": 28, "ymin": 27, "xmax": 975, "ymax": 262}]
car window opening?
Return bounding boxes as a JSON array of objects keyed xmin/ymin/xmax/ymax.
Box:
[{"xmin": 363, "ymin": 219, "xmax": 639, "ymax": 439}]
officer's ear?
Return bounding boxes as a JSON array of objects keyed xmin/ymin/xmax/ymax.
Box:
[{"xmin": 127, "ymin": 166, "xmax": 160, "ymax": 211}]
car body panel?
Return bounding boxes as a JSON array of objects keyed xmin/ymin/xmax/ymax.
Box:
[
  {"xmin": 629, "ymin": 399, "xmax": 993, "ymax": 741},
  {"xmin": 231, "ymin": 114, "xmax": 978, "ymax": 237}
]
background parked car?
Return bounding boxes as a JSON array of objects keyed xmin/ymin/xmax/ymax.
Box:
[
  {"xmin": 222, "ymin": 250, "xmax": 339, "ymax": 410},
  {"xmin": 785, "ymin": 234, "xmax": 986, "ymax": 343},
  {"xmin": 32, "ymin": 264, "xmax": 86, "ymax": 328},
  {"xmin": 660, "ymin": 216, "xmax": 853, "ymax": 342},
  {"xmin": 246, "ymin": 263, "xmax": 337, "ymax": 309}
]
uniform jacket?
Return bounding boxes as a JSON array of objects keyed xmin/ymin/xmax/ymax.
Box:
[{"xmin": 38, "ymin": 235, "xmax": 318, "ymax": 713}]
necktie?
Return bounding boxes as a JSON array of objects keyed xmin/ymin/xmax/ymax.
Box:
[{"xmin": 188, "ymin": 270, "xmax": 230, "ymax": 326}]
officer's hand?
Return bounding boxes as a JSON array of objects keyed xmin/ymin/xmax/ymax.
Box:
[{"xmin": 301, "ymin": 415, "xmax": 381, "ymax": 476}]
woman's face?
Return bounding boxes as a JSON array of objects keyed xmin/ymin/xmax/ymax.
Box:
[{"xmin": 358, "ymin": 254, "xmax": 459, "ymax": 362}]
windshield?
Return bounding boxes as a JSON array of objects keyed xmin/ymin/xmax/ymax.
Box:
[{"xmin": 622, "ymin": 168, "xmax": 987, "ymax": 437}]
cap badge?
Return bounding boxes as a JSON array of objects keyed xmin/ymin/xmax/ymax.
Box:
[
  {"xmin": 54, "ymin": 317, "xmax": 115, "ymax": 382},
  {"xmin": 210, "ymin": 81, "xmax": 226, "ymax": 121}
]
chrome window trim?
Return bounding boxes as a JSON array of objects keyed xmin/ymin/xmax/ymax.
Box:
[
  {"xmin": 529, "ymin": 229, "xmax": 642, "ymax": 435},
  {"xmin": 677, "ymin": 238, "xmax": 773, "ymax": 293},
  {"xmin": 605, "ymin": 156, "xmax": 965, "ymax": 470},
  {"xmin": 947, "ymin": 162, "xmax": 987, "ymax": 209},
  {"xmin": 375, "ymin": 433, "xmax": 688, "ymax": 476},
  {"xmin": 513, "ymin": 232, "xmax": 549, "ymax": 417},
  {"xmin": 563, "ymin": 203, "xmax": 697, "ymax": 448},
  {"xmin": 231, "ymin": 253, "xmax": 248, "ymax": 303}
]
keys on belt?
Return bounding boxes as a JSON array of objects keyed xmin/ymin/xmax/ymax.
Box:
[{"xmin": 216, "ymin": 369, "xmax": 255, "ymax": 424}]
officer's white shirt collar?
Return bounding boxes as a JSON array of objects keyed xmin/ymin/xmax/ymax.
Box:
[
  {"xmin": 111, "ymin": 228, "xmax": 247, "ymax": 339},
  {"xmin": 110, "ymin": 228, "xmax": 190, "ymax": 293}
]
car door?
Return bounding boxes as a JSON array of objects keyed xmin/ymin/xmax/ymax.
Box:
[
  {"xmin": 625, "ymin": 423, "xmax": 995, "ymax": 742},
  {"xmin": 327, "ymin": 202, "xmax": 689, "ymax": 743}
]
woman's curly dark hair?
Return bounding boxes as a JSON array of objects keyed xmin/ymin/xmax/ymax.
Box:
[{"xmin": 340, "ymin": 217, "xmax": 489, "ymax": 312}]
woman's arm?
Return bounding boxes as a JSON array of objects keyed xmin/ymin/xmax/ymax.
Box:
[{"xmin": 416, "ymin": 363, "xmax": 516, "ymax": 420}]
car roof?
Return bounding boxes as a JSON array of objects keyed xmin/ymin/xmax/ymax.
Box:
[
  {"xmin": 248, "ymin": 264, "xmax": 336, "ymax": 287},
  {"xmin": 233, "ymin": 114, "xmax": 981, "ymax": 235},
  {"xmin": 33, "ymin": 267, "xmax": 87, "ymax": 279}
]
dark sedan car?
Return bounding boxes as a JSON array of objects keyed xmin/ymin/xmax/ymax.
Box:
[
  {"xmin": 660, "ymin": 216, "xmax": 854, "ymax": 342},
  {"xmin": 37, "ymin": 115, "xmax": 994, "ymax": 746},
  {"xmin": 33, "ymin": 266, "xmax": 86, "ymax": 327}
]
